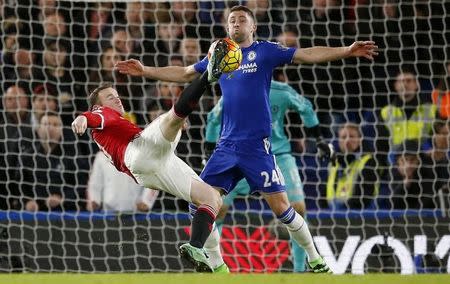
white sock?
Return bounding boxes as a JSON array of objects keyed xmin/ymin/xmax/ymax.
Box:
[
  {"xmin": 204, "ymin": 223, "xmax": 224, "ymax": 269},
  {"xmin": 281, "ymin": 211, "xmax": 320, "ymax": 262}
]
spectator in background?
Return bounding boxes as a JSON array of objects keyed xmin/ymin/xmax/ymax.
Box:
[
  {"xmin": 423, "ymin": 120, "xmax": 450, "ymax": 194},
  {"xmin": 155, "ymin": 23, "xmax": 183, "ymax": 67},
  {"xmin": 390, "ymin": 139, "xmax": 436, "ymax": 210},
  {"xmin": 432, "ymin": 61, "xmax": 450, "ymax": 119},
  {"xmin": 171, "ymin": 1, "xmax": 198, "ymax": 38},
  {"xmin": 325, "ymin": 123, "xmax": 379, "ymax": 210},
  {"xmin": 179, "ymin": 38, "xmax": 201, "ymax": 66},
  {"xmin": 299, "ymin": 0, "xmax": 357, "ymax": 139},
  {"xmin": 111, "ymin": 28, "xmax": 132, "ymax": 58},
  {"xmin": 33, "ymin": 40, "xmax": 77, "ymax": 124},
  {"xmin": 84, "ymin": 2, "xmax": 119, "ymax": 65},
  {"xmin": 0, "ymin": 86, "xmax": 33, "ymax": 210},
  {"xmin": 14, "ymin": 112, "xmax": 82, "ymax": 211},
  {"xmin": 30, "ymin": 84, "xmax": 59, "ymax": 130},
  {"xmin": 125, "ymin": 2, "xmax": 157, "ymax": 67},
  {"xmin": 246, "ymin": 0, "xmax": 281, "ymax": 40},
  {"xmin": 87, "ymin": 151, "xmax": 159, "ymax": 212},
  {"xmin": 0, "ymin": 85, "xmax": 31, "ymax": 126},
  {"xmin": 378, "ymin": 68, "xmax": 436, "ymax": 166}
]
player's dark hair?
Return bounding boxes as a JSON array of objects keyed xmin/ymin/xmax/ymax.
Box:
[
  {"xmin": 229, "ymin": 5, "xmax": 255, "ymax": 22},
  {"xmin": 88, "ymin": 82, "xmax": 113, "ymax": 109}
]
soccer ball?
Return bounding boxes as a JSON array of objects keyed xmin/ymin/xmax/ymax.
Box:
[{"xmin": 208, "ymin": 38, "xmax": 242, "ymax": 73}]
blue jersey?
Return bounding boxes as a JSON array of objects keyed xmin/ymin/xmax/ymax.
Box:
[
  {"xmin": 195, "ymin": 41, "xmax": 296, "ymax": 141},
  {"xmin": 205, "ymin": 80, "xmax": 319, "ymax": 155}
]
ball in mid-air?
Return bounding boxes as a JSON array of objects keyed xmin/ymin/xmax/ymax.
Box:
[{"xmin": 208, "ymin": 38, "xmax": 242, "ymax": 73}]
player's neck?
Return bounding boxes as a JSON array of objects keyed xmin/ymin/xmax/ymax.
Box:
[{"xmin": 239, "ymin": 38, "xmax": 254, "ymax": 49}]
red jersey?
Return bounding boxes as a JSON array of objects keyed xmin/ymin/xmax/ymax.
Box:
[{"xmin": 82, "ymin": 106, "xmax": 142, "ymax": 174}]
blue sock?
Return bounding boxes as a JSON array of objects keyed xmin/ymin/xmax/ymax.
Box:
[{"xmin": 188, "ymin": 203, "xmax": 197, "ymax": 218}]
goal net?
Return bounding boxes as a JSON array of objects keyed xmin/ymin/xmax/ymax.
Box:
[{"xmin": 0, "ymin": 0, "xmax": 449, "ymax": 274}]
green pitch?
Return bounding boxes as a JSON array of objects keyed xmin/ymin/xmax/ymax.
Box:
[{"xmin": 1, "ymin": 274, "xmax": 449, "ymax": 284}]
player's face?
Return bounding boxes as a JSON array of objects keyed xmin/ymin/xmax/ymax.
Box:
[
  {"xmin": 227, "ymin": 10, "xmax": 256, "ymax": 44},
  {"xmin": 98, "ymin": 87, "xmax": 125, "ymax": 115}
]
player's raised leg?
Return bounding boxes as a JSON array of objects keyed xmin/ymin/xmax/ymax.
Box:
[
  {"xmin": 263, "ymin": 191, "xmax": 331, "ymax": 273},
  {"xmin": 160, "ymin": 39, "xmax": 229, "ymax": 141}
]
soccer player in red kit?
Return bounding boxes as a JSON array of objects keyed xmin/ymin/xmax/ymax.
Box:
[{"xmin": 71, "ymin": 42, "xmax": 230, "ymax": 272}]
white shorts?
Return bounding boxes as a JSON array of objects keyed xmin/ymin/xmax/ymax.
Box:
[{"xmin": 124, "ymin": 114, "xmax": 201, "ymax": 202}]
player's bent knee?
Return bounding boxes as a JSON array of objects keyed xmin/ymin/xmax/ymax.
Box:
[
  {"xmin": 291, "ymin": 201, "xmax": 306, "ymax": 217},
  {"xmin": 190, "ymin": 179, "xmax": 222, "ymax": 212}
]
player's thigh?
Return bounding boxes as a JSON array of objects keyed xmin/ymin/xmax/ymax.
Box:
[
  {"xmin": 276, "ymin": 154, "xmax": 305, "ymax": 204},
  {"xmin": 222, "ymin": 178, "xmax": 250, "ymax": 206},
  {"xmin": 239, "ymin": 152, "xmax": 285, "ymax": 195},
  {"xmin": 201, "ymin": 148, "xmax": 243, "ymax": 194},
  {"xmin": 136, "ymin": 154, "xmax": 199, "ymax": 203}
]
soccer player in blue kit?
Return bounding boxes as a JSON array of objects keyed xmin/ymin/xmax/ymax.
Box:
[
  {"xmin": 116, "ymin": 5, "xmax": 377, "ymax": 273},
  {"xmin": 204, "ymin": 80, "xmax": 337, "ymax": 272}
]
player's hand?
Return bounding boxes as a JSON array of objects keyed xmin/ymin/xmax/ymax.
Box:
[
  {"xmin": 317, "ymin": 139, "xmax": 337, "ymax": 166},
  {"xmin": 71, "ymin": 115, "xmax": 88, "ymax": 136},
  {"xmin": 115, "ymin": 59, "xmax": 145, "ymax": 76},
  {"xmin": 348, "ymin": 41, "xmax": 378, "ymax": 60}
]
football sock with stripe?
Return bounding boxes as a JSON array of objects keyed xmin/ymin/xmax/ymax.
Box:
[
  {"xmin": 190, "ymin": 204, "xmax": 217, "ymax": 248},
  {"xmin": 277, "ymin": 207, "xmax": 320, "ymax": 262}
]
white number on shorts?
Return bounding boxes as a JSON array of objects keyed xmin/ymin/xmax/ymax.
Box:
[{"xmin": 261, "ymin": 170, "xmax": 283, "ymax": 187}]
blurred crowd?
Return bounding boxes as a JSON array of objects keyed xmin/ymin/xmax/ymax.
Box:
[{"xmin": 0, "ymin": 0, "xmax": 449, "ymax": 212}]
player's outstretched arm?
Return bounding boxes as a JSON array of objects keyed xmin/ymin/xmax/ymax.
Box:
[
  {"xmin": 115, "ymin": 59, "xmax": 200, "ymax": 83},
  {"xmin": 71, "ymin": 115, "xmax": 88, "ymax": 136},
  {"xmin": 293, "ymin": 41, "xmax": 378, "ymax": 64}
]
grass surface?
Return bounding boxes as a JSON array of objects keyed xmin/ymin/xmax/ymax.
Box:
[{"xmin": 1, "ymin": 273, "xmax": 450, "ymax": 284}]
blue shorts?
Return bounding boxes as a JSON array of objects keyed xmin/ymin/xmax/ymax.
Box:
[
  {"xmin": 200, "ymin": 138, "xmax": 285, "ymax": 195},
  {"xmin": 222, "ymin": 153, "xmax": 304, "ymax": 206}
]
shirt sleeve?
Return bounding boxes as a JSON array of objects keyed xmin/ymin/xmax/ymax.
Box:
[
  {"xmin": 81, "ymin": 111, "xmax": 104, "ymax": 129},
  {"xmin": 194, "ymin": 56, "xmax": 209, "ymax": 73},
  {"xmin": 265, "ymin": 41, "xmax": 296, "ymax": 69},
  {"xmin": 287, "ymin": 87, "xmax": 319, "ymax": 128},
  {"xmin": 205, "ymin": 98, "xmax": 223, "ymax": 143}
]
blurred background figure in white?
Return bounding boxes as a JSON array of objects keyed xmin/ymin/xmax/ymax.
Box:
[{"xmin": 87, "ymin": 151, "xmax": 159, "ymax": 212}]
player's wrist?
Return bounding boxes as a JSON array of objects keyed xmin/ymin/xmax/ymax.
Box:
[{"xmin": 143, "ymin": 66, "xmax": 155, "ymax": 78}]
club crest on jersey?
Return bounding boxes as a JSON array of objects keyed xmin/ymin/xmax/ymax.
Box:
[{"xmin": 247, "ymin": 51, "xmax": 257, "ymax": 62}]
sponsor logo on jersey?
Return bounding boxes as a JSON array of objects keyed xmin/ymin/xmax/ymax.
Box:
[{"xmin": 238, "ymin": 62, "xmax": 258, "ymax": 73}]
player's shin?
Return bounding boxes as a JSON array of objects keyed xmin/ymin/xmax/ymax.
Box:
[
  {"xmin": 190, "ymin": 204, "xmax": 217, "ymax": 248},
  {"xmin": 277, "ymin": 207, "xmax": 320, "ymax": 262},
  {"xmin": 173, "ymin": 71, "xmax": 210, "ymax": 118}
]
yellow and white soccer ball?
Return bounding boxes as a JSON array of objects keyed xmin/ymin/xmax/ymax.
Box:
[{"xmin": 208, "ymin": 38, "xmax": 243, "ymax": 73}]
